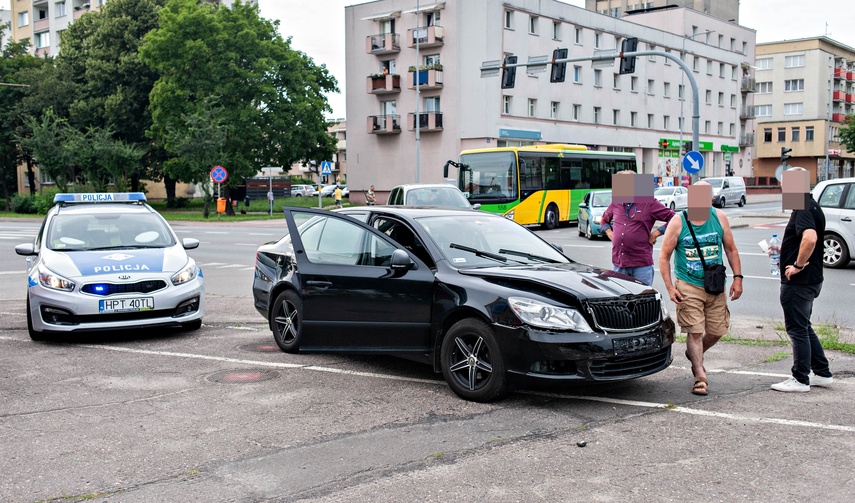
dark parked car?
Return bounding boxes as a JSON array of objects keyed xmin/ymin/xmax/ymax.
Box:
[{"xmin": 252, "ymin": 207, "xmax": 675, "ymax": 402}]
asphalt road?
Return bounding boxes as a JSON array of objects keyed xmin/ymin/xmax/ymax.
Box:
[{"xmin": 1, "ymin": 203, "xmax": 855, "ymax": 502}]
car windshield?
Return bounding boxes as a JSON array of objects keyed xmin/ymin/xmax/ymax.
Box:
[
  {"xmin": 47, "ymin": 212, "xmax": 176, "ymax": 251},
  {"xmin": 705, "ymin": 179, "xmax": 723, "ymax": 187},
  {"xmin": 405, "ymin": 187, "xmax": 471, "ymax": 208},
  {"xmin": 654, "ymin": 188, "xmax": 675, "ymax": 196},
  {"xmin": 418, "ymin": 214, "xmax": 570, "ymax": 268},
  {"xmin": 591, "ymin": 192, "xmax": 612, "ymax": 207}
]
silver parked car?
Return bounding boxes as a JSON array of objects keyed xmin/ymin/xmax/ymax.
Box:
[
  {"xmin": 387, "ymin": 183, "xmax": 476, "ymax": 209},
  {"xmin": 290, "ymin": 184, "xmax": 314, "ymax": 197},
  {"xmin": 812, "ymin": 177, "xmax": 855, "ymax": 268}
]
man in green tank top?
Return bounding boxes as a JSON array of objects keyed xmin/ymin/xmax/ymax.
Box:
[{"xmin": 659, "ymin": 181, "xmax": 744, "ymax": 396}]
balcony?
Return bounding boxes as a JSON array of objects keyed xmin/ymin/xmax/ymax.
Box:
[
  {"xmin": 738, "ymin": 133, "xmax": 754, "ymax": 147},
  {"xmin": 849, "ymin": 71, "xmax": 855, "ymax": 82},
  {"xmin": 834, "ymin": 67, "xmax": 846, "ymax": 79},
  {"xmin": 739, "ymin": 107, "xmax": 755, "ymax": 120},
  {"xmin": 740, "ymin": 76, "xmax": 755, "ymax": 93},
  {"xmin": 366, "ymin": 33, "xmax": 400, "ymax": 55},
  {"xmin": 833, "ymin": 113, "xmax": 846, "ymax": 122},
  {"xmin": 34, "ymin": 18, "xmax": 49, "ymax": 31},
  {"xmin": 366, "ymin": 74, "xmax": 401, "ymax": 94},
  {"xmin": 848, "ymin": 94, "xmax": 855, "ymax": 104},
  {"xmin": 834, "ymin": 90, "xmax": 846, "ymax": 101},
  {"xmin": 367, "ymin": 115, "xmax": 401, "ymax": 135},
  {"xmin": 73, "ymin": 5, "xmax": 90, "ymax": 20},
  {"xmin": 407, "ymin": 112, "xmax": 443, "ymax": 132},
  {"xmin": 35, "ymin": 47, "xmax": 50, "ymax": 57},
  {"xmin": 408, "ymin": 67, "xmax": 443, "ymax": 89},
  {"xmin": 407, "ymin": 25, "xmax": 444, "ymax": 48}
]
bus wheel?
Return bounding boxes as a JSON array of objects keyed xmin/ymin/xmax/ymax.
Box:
[{"xmin": 542, "ymin": 205, "xmax": 558, "ymax": 230}]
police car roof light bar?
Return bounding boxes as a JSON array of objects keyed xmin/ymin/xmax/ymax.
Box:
[{"xmin": 54, "ymin": 193, "xmax": 147, "ymax": 204}]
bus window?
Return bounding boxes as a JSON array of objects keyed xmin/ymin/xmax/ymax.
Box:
[
  {"xmin": 543, "ymin": 157, "xmax": 562, "ymax": 190},
  {"xmin": 519, "ymin": 156, "xmax": 543, "ymax": 190}
]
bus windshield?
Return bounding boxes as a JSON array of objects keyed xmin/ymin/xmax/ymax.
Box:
[{"xmin": 458, "ymin": 151, "xmax": 517, "ymax": 201}]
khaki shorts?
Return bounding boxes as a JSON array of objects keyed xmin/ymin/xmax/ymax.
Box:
[{"xmin": 675, "ymin": 279, "xmax": 731, "ymax": 336}]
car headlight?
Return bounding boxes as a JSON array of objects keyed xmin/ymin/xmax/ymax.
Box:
[
  {"xmin": 37, "ymin": 263, "xmax": 75, "ymax": 292},
  {"xmin": 171, "ymin": 259, "xmax": 199, "ymax": 286},
  {"xmin": 593, "ymin": 215, "xmax": 602, "ymax": 224},
  {"xmin": 508, "ymin": 296, "xmax": 593, "ymax": 332},
  {"xmin": 504, "ymin": 210, "xmax": 515, "ymax": 220},
  {"xmin": 656, "ymin": 292, "xmax": 670, "ymax": 320}
]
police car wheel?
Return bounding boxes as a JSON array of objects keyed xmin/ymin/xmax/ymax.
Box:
[
  {"xmin": 182, "ymin": 319, "xmax": 202, "ymax": 331},
  {"xmin": 26, "ymin": 295, "xmax": 47, "ymax": 341}
]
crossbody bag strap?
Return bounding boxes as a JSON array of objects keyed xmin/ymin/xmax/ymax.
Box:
[{"xmin": 683, "ymin": 210, "xmax": 708, "ymax": 270}]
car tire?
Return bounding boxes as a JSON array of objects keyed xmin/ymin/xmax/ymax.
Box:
[
  {"xmin": 669, "ymin": 202, "xmax": 676, "ymax": 211},
  {"xmin": 823, "ymin": 233, "xmax": 850, "ymax": 269},
  {"xmin": 440, "ymin": 318, "xmax": 508, "ymax": 402},
  {"xmin": 272, "ymin": 290, "xmax": 303, "ymax": 353},
  {"xmin": 294, "ymin": 194, "xmax": 302, "ymax": 197},
  {"xmin": 182, "ymin": 319, "xmax": 202, "ymax": 331},
  {"xmin": 585, "ymin": 222, "xmax": 594, "ymax": 240},
  {"xmin": 26, "ymin": 295, "xmax": 47, "ymax": 341},
  {"xmin": 737, "ymin": 196, "xmax": 746, "ymax": 207},
  {"xmin": 542, "ymin": 205, "xmax": 558, "ymax": 230},
  {"xmin": 718, "ymin": 197, "xmax": 726, "ymax": 208}
]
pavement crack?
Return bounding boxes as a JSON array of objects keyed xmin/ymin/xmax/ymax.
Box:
[{"xmin": 0, "ymin": 388, "xmax": 201, "ymax": 419}]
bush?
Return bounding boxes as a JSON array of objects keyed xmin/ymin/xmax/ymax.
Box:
[
  {"xmin": 11, "ymin": 194, "xmax": 36, "ymax": 214},
  {"xmin": 11, "ymin": 188, "xmax": 59, "ymax": 214}
]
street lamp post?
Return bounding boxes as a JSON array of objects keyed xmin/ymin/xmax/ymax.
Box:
[
  {"xmin": 679, "ymin": 30, "xmax": 714, "ymax": 179},
  {"xmin": 414, "ymin": 0, "xmax": 421, "ymax": 183}
]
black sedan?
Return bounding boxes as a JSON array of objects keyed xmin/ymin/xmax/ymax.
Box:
[{"xmin": 252, "ymin": 207, "xmax": 675, "ymax": 402}]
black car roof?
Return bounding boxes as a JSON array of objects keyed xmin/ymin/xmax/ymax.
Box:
[{"xmin": 338, "ymin": 206, "xmax": 486, "ymax": 219}]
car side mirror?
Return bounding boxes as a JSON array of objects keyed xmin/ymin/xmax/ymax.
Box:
[
  {"xmin": 15, "ymin": 243, "xmax": 36, "ymax": 256},
  {"xmin": 182, "ymin": 238, "xmax": 200, "ymax": 250},
  {"xmin": 549, "ymin": 242, "xmax": 565, "ymax": 255},
  {"xmin": 472, "ymin": 203, "xmax": 481, "ymax": 210},
  {"xmin": 579, "ymin": 202, "xmax": 588, "ymax": 209},
  {"xmin": 390, "ymin": 249, "xmax": 414, "ymax": 270}
]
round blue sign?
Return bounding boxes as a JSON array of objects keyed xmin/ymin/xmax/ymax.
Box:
[
  {"xmin": 682, "ymin": 151, "xmax": 704, "ymax": 174},
  {"xmin": 210, "ymin": 165, "xmax": 228, "ymax": 184}
]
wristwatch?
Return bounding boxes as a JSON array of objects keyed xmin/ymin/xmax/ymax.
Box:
[
  {"xmin": 733, "ymin": 274, "xmax": 744, "ymax": 279},
  {"xmin": 793, "ymin": 263, "xmax": 805, "ymax": 270}
]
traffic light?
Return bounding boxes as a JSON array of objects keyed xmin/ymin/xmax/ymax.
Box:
[
  {"xmin": 781, "ymin": 147, "xmax": 792, "ymax": 164},
  {"xmin": 501, "ymin": 55, "xmax": 517, "ymax": 89},
  {"xmin": 619, "ymin": 37, "xmax": 638, "ymax": 75},
  {"xmin": 550, "ymin": 48, "xmax": 568, "ymax": 83},
  {"xmin": 683, "ymin": 141, "xmax": 692, "ymax": 155},
  {"xmin": 660, "ymin": 139, "xmax": 670, "ymax": 150}
]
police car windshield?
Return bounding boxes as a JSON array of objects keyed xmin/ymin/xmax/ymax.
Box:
[{"xmin": 47, "ymin": 213, "xmax": 175, "ymax": 251}]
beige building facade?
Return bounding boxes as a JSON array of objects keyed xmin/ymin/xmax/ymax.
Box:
[
  {"xmin": 344, "ymin": 0, "xmax": 756, "ymax": 204},
  {"xmin": 753, "ymin": 37, "xmax": 855, "ymax": 184}
]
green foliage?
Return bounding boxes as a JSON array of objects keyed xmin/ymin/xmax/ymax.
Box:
[
  {"xmin": 839, "ymin": 115, "xmax": 855, "ymax": 155},
  {"xmin": 10, "ymin": 188, "xmax": 59, "ymax": 215}
]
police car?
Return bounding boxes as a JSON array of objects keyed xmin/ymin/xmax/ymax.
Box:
[{"xmin": 15, "ymin": 193, "xmax": 205, "ymax": 340}]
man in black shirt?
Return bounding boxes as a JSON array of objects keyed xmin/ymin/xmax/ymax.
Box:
[{"xmin": 771, "ymin": 168, "xmax": 834, "ymax": 392}]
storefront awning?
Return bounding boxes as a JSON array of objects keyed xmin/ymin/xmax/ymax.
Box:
[{"xmin": 360, "ymin": 10, "xmax": 402, "ymax": 21}]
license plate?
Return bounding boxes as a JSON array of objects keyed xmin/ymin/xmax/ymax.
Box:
[
  {"xmin": 613, "ymin": 334, "xmax": 661, "ymax": 356},
  {"xmin": 99, "ymin": 297, "xmax": 154, "ymax": 313}
]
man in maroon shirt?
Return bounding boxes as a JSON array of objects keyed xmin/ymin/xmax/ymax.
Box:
[{"xmin": 600, "ymin": 172, "xmax": 676, "ymax": 285}]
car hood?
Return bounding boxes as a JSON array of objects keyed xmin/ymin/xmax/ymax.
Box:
[
  {"xmin": 40, "ymin": 247, "xmax": 186, "ymax": 279},
  {"xmin": 458, "ymin": 262, "xmax": 652, "ymax": 300}
]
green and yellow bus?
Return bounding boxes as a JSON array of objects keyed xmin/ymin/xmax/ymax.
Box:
[{"xmin": 444, "ymin": 144, "xmax": 637, "ymax": 229}]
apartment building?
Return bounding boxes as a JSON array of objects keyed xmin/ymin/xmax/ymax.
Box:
[
  {"xmin": 344, "ymin": 0, "xmax": 756, "ymax": 201},
  {"xmin": 586, "ymin": 0, "xmax": 738, "ymax": 23},
  {"xmin": 753, "ymin": 37, "xmax": 855, "ymax": 183}
]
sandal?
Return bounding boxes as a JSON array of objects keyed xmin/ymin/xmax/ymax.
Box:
[{"xmin": 692, "ymin": 377, "xmax": 708, "ymax": 396}]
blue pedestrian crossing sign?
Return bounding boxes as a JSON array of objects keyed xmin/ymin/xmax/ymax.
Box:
[
  {"xmin": 682, "ymin": 151, "xmax": 704, "ymax": 174},
  {"xmin": 320, "ymin": 161, "xmax": 333, "ymax": 175}
]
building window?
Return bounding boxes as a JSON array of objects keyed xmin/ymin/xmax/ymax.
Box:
[
  {"xmin": 756, "ymin": 82, "xmax": 772, "ymax": 94},
  {"xmin": 756, "ymin": 58, "xmax": 773, "ymax": 70},
  {"xmin": 18, "ymin": 11, "xmax": 29, "ymax": 27},
  {"xmin": 647, "ymin": 114, "xmax": 654, "ymax": 128},
  {"xmin": 529, "ymin": 16, "xmax": 538, "ymax": 35},
  {"xmin": 594, "ymin": 69, "xmax": 602, "ymax": 87},
  {"xmin": 573, "ymin": 65, "xmax": 582, "ymax": 83},
  {"xmin": 528, "ymin": 99, "xmax": 536, "ymax": 117},
  {"xmin": 593, "ymin": 107, "xmax": 600, "ymax": 124},
  {"xmin": 678, "ymin": 117, "xmax": 684, "ymax": 130},
  {"xmin": 718, "ymin": 92, "xmax": 724, "ymax": 106},
  {"xmin": 664, "ymin": 49, "xmax": 671, "ymax": 65},
  {"xmin": 663, "ymin": 115, "xmax": 670, "ymax": 130},
  {"xmin": 785, "ymin": 54, "xmax": 805, "ymax": 68},
  {"xmin": 424, "ymin": 96, "xmax": 440, "ymax": 113},
  {"xmin": 575, "ymin": 27, "xmax": 582, "ymax": 44},
  {"xmin": 503, "ymin": 95, "xmax": 512, "ymax": 114},
  {"xmin": 784, "ymin": 79, "xmax": 804, "ymax": 92},
  {"xmin": 648, "ymin": 44, "xmax": 655, "ymax": 62},
  {"xmin": 631, "ymin": 111, "xmax": 637, "ymax": 127},
  {"xmin": 706, "ymin": 60, "xmax": 713, "ymax": 75},
  {"xmin": 705, "ymin": 90, "xmax": 712, "ymax": 104},
  {"xmin": 717, "ymin": 122, "xmax": 723, "ymax": 135},
  {"xmin": 729, "ymin": 123, "xmax": 735, "ymax": 135},
  {"xmin": 754, "ymin": 104, "xmax": 772, "ymax": 116},
  {"xmin": 613, "ymin": 109, "xmax": 620, "ymax": 125},
  {"xmin": 552, "ymin": 21, "xmax": 561, "ymax": 40},
  {"xmin": 613, "ymin": 74, "xmax": 620, "ymax": 90},
  {"xmin": 678, "ymin": 84, "xmax": 684, "ymax": 100},
  {"xmin": 663, "ymin": 82, "xmax": 670, "ymax": 98},
  {"xmin": 56, "ymin": 1, "xmax": 67, "ymax": 17},
  {"xmin": 704, "ymin": 121, "xmax": 711, "ymax": 133},
  {"xmin": 718, "ymin": 34, "xmax": 723, "ymax": 48},
  {"xmin": 784, "ymin": 103, "xmax": 803, "ymax": 115},
  {"xmin": 573, "ymin": 104, "xmax": 581, "ymax": 121},
  {"xmin": 806, "ymin": 126, "xmax": 814, "ymax": 141},
  {"xmin": 504, "ymin": 10, "xmax": 513, "ymax": 29},
  {"xmin": 647, "ymin": 79, "xmax": 654, "ymax": 95},
  {"xmin": 777, "ymin": 128, "xmax": 786, "ymax": 142},
  {"xmin": 731, "ymin": 65, "xmax": 738, "ymax": 80},
  {"xmin": 35, "ymin": 32, "xmax": 49, "ymax": 48},
  {"xmin": 692, "ymin": 56, "xmax": 699, "ymax": 72},
  {"xmin": 792, "ymin": 127, "xmax": 800, "ymax": 142},
  {"xmin": 595, "ymin": 32, "xmax": 602, "ymax": 48},
  {"xmin": 550, "ymin": 101, "xmax": 559, "ymax": 119},
  {"xmin": 631, "ymin": 76, "xmax": 638, "ymax": 92},
  {"xmin": 730, "ymin": 37, "xmax": 736, "ymax": 51},
  {"xmin": 719, "ymin": 63, "xmax": 725, "ymax": 78},
  {"xmin": 764, "ymin": 128, "xmax": 772, "ymax": 142}
]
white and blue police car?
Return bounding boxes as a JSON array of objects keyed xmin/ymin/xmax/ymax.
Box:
[{"xmin": 15, "ymin": 193, "xmax": 205, "ymax": 340}]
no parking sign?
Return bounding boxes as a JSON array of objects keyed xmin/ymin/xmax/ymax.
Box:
[{"xmin": 210, "ymin": 165, "xmax": 228, "ymax": 184}]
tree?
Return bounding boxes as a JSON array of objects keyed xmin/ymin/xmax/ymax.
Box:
[
  {"xmin": 838, "ymin": 114, "xmax": 855, "ymax": 156},
  {"xmin": 140, "ymin": 0, "xmax": 337, "ymax": 198}
]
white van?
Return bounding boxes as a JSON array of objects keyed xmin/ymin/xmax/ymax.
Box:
[{"xmin": 702, "ymin": 176, "xmax": 747, "ymax": 208}]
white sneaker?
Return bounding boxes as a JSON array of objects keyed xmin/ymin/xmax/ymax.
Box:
[
  {"xmin": 809, "ymin": 373, "xmax": 834, "ymax": 387},
  {"xmin": 771, "ymin": 377, "xmax": 810, "ymax": 393}
]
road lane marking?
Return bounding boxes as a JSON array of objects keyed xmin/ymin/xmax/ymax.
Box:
[
  {"xmin": 205, "ymin": 231, "xmax": 229, "ymax": 234},
  {"xmin": 0, "ymin": 271, "xmax": 26, "ymax": 275},
  {"xmin": 235, "ymin": 243, "xmax": 261, "ymax": 246},
  {"xmin": 198, "ymin": 262, "xmax": 226, "ymax": 266},
  {"xmin": 217, "ymin": 264, "xmax": 250, "ymax": 269}
]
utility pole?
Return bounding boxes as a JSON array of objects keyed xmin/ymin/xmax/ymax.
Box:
[{"xmin": 414, "ymin": 0, "xmax": 421, "ymax": 183}]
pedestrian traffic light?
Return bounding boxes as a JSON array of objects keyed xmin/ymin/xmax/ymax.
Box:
[
  {"xmin": 550, "ymin": 48, "xmax": 568, "ymax": 83},
  {"xmin": 781, "ymin": 147, "xmax": 792, "ymax": 164},
  {"xmin": 660, "ymin": 139, "xmax": 670, "ymax": 150},
  {"xmin": 501, "ymin": 55, "xmax": 517, "ymax": 89},
  {"xmin": 619, "ymin": 37, "xmax": 638, "ymax": 75}
]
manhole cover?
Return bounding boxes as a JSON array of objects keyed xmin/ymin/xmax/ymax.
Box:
[
  {"xmin": 238, "ymin": 343, "xmax": 280, "ymax": 353},
  {"xmin": 207, "ymin": 369, "xmax": 279, "ymax": 384}
]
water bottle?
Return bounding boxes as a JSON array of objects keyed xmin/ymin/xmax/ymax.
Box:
[{"xmin": 769, "ymin": 234, "xmax": 781, "ymax": 276}]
